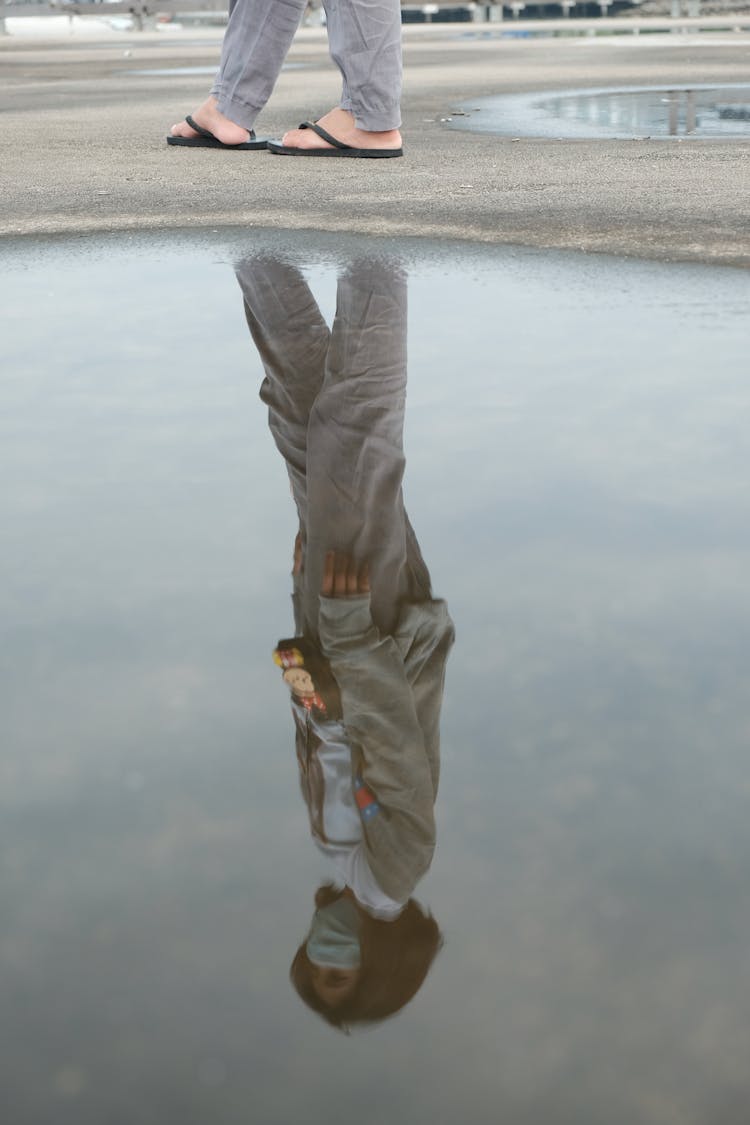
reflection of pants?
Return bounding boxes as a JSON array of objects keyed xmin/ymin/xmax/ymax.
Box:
[
  {"xmin": 236, "ymin": 256, "xmax": 431, "ymax": 640},
  {"xmin": 210, "ymin": 0, "xmax": 402, "ymax": 132}
]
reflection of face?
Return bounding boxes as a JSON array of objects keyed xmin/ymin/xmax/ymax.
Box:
[
  {"xmin": 283, "ymin": 667, "xmax": 315, "ymax": 698},
  {"xmin": 310, "ymin": 965, "xmax": 360, "ymax": 1008}
]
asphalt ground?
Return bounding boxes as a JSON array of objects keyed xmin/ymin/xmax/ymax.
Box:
[{"xmin": 1, "ymin": 24, "xmax": 749, "ymax": 264}]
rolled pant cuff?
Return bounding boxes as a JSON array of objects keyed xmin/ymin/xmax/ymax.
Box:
[
  {"xmin": 211, "ymin": 87, "xmax": 263, "ymax": 133},
  {"xmin": 342, "ymin": 99, "xmax": 401, "ymax": 133}
]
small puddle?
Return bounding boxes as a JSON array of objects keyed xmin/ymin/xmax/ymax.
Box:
[{"xmin": 450, "ymin": 83, "xmax": 750, "ymax": 138}]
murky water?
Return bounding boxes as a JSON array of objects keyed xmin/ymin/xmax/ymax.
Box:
[
  {"xmin": 450, "ymin": 83, "xmax": 750, "ymax": 138},
  {"xmin": 2, "ymin": 229, "xmax": 749, "ymax": 1125}
]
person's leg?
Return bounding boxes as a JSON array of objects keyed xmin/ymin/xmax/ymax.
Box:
[
  {"xmin": 213, "ymin": 0, "xmax": 307, "ymax": 130},
  {"xmin": 328, "ymin": 0, "xmax": 402, "ymax": 132},
  {"xmin": 278, "ymin": 0, "xmax": 403, "ymax": 153},
  {"xmin": 171, "ymin": 0, "xmax": 305, "ymax": 144}
]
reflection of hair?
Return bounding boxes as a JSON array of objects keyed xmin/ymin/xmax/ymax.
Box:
[
  {"xmin": 274, "ymin": 637, "xmax": 342, "ymax": 721},
  {"xmin": 290, "ymin": 884, "xmax": 443, "ymax": 1031}
]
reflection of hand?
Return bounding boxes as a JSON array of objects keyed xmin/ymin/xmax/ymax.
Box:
[
  {"xmin": 321, "ymin": 551, "xmax": 370, "ymax": 598},
  {"xmin": 293, "ymin": 532, "xmax": 303, "ymax": 576}
]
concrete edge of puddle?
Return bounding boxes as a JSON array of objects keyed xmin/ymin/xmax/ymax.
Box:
[{"xmin": 2, "ymin": 216, "xmax": 749, "ymax": 272}]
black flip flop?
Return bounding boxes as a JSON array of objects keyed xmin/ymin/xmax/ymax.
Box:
[
  {"xmin": 167, "ymin": 115, "xmax": 268, "ymax": 150},
  {"xmin": 267, "ymin": 121, "xmax": 403, "ymax": 159}
]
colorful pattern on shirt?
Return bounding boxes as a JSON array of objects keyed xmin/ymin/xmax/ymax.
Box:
[
  {"xmin": 300, "ymin": 692, "xmax": 328, "ymax": 714},
  {"xmin": 273, "ymin": 647, "xmax": 304, "ymax": 669},
  {"xmin": 354, "ymin": 776, "xmax": 380, "ymax": 821}
]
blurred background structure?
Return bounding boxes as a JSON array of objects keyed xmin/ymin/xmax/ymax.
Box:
[{"xmin": 4, "ymin": 0, "xmax": 750, "ymax": 33}]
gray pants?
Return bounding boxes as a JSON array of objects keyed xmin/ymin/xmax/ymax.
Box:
[
  {"xmin": 210, "ymin": 0, "xmax": 402, "ymax": 133},
  {"xmin": 236, "ymin": 255, "xmax": 432, "ymax": 640}
]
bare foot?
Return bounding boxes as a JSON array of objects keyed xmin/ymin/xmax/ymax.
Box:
[
  {"xmin": 170, "ymin": 97, "xmax": 252, "ymax": 145},
  {"xmin": 280, "ymin": 108, "xmax": 401, "ymax": 151}
]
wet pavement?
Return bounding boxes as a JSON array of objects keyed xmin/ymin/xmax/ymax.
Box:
[
  {"xmin": 2, "ymin": 228, "xmax": 750, "ymax": 1124},
  {"xmin": 1, "ymin": 27, "xmax": 750, "ymax": 264}
]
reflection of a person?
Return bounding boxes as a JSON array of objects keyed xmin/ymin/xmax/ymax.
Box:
[{"xmin": 236, "ymin": 256, "xmax": 454, "ymax": 1028}]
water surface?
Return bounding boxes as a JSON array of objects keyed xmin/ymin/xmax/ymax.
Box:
[
  {"xmin": 451, "ymin": 83, "xmax": 750, "ymax": 138},
  {"xmin": 2, "ymin": 230, "xmax": 749, "ymax": 1125}
]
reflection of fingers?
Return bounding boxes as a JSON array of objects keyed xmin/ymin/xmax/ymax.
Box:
[
  {"xmin": 321, "ymin": 550, "xmax": 335, "ymax": 595},
  {"xmin": 293, "ymin": 532, "xmax": 303, "ymax": 575},
  {"xmin": 347, "ymin": 559, "xmax": 358, "ymax": 596},
  {"xmin": 334, "ymin": 554, "xmax": 349, "ymax": 597},
  {"xmin": 359, "ymin": 561, "xmax": 370, "ymax": 594}
]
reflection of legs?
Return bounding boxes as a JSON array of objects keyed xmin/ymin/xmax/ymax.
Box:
[
  {"xmin": 236, "ymin": 258, "xmax": 329, "ymax": 519},
  {"xmin": 305, "ymin": 261, "xmax": 429, "ymax": 634}
]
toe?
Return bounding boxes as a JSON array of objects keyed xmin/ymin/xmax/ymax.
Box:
[{"xmin": 170, "ymin": 120, "xmax": 198, "ymax": 139}]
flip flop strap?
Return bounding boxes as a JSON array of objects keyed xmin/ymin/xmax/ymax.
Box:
[
  {"xmin": 186, "ymin": 114, "xmax": 255, "ymax": 141},
  {"xmin": 185, "ymin": 115, "xmax": 215, "ymax": 139},
  {"xmin": 299, "ymin": 121, "xmax": 351, "ymax": 151}
]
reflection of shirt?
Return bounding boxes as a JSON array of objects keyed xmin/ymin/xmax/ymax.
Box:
[
  {"xmin": 291, "ymin": 698, "xmax": 404, "ymax": 920},
  {"xmin": 292, "ymin": 592, "xmax": 454, "ymax": 907}
]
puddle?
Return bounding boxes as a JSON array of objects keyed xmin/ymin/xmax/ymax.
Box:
[
  {"xmin": 450, "ymin": 82, "xmax": 750, "ymax": 138},
  {"xmin": 2, "ymin": 229, "xmax": 750, "ymax": 1124}
]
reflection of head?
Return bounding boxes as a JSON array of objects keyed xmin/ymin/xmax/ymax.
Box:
[{"xmin": 290, "ymin": 884, "xmax": 442, "ymax": 1031}]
